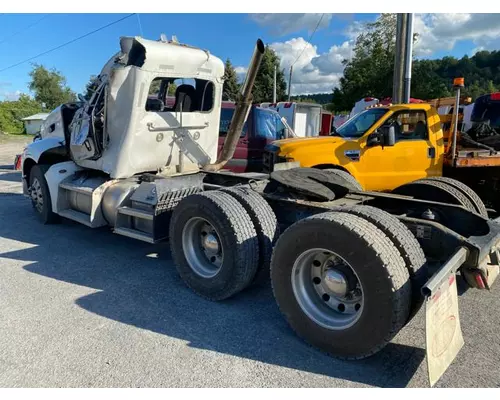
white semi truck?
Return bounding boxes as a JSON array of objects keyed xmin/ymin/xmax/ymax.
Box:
[{"xmin": 21, "ymin": 35, "xmax": 500, "ymax": 387}]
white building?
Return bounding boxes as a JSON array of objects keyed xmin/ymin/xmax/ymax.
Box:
[{"xmin": 21, "ymin": 113, "xmax": 50, "ymax": 135}]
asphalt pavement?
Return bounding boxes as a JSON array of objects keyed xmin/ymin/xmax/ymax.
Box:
[{"xmin": 0, "ymin": 136, "xmax": 499, "ymax": 388}]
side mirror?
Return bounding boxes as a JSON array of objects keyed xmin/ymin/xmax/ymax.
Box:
[
  {"xmin": 366, "ymin": 131, "xmax": 382, "ymax": 147},
  {"xmin": 383, "ymin": 125, "xmax": 396, "ymax": 146}
]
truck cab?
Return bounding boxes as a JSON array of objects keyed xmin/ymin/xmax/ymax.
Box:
[{"xmin": 265, "ymin": 103, "xmax": 445, "ymax": 191}]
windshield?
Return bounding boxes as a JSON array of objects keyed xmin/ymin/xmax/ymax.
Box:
[
  {"xmin": 254, "ymin": 107, "xmax": 286, "ymax": 139},
  {"xmin": 335, "ymin": 108, "xmax": 388, "ymax": 138}
]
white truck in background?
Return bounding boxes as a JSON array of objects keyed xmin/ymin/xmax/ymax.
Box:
[{"xmin": 260, "ymin": 101, "xmax": 321, "ymax": 137}]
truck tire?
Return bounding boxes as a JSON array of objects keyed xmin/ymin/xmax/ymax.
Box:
[
  {"xmin": 169, "ymin": 190, "xmax": 259, "ymax": 301},
  {"xmin": 220, "ymin": 186, "xmax": 279, "ymax": 284},
  {"xmin": 28, "ymin": 164, "xmax": 60, "ymax": 224},
  {"xmin": 393, "ymin": 179, "xmax": 477, "ymax": 213},
  {"xmin": 323, "ymin": 169, "xmax": 363, "ymax": 190},
  {"xmin": 271, "ymin": 211, "xmax": 411, "ymax": 359},
  {"xmin": 422, "ymin": 177, "xmax": 488, "ymax": 218},
  {"xmin": 338, "ymin": 205, "xmax": 427, "ymax": 318}
]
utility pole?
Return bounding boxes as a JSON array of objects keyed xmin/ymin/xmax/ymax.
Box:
[
  {"xmin": 287, "ymin": 65, "xmax": 293, "ymax": 102},
  {"xmin": 403, "ymin": 13, "xmax": 414, "ymax": 103},
  {"xmin": 273, "ymin": 64, "xmax": 277, "ymax": 103},
  {"xmin": 392, "ymin": 13, "xmax": 407, "ymax": 104}
]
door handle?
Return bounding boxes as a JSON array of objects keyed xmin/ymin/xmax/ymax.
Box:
[{"xmin": 240, "ymin": 140, "xmax": 249, "ymax": 144}]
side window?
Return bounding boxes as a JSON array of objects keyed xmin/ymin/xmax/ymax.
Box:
[
  {"xmin": 219, "ymin": 108, "xmax": 247, "ymax": 137},
  {"xmin": 387, "ymin": 110, "xmax": 428, "ymax": 141},
  {"xmin": 146, "ymin": 77, "xmax": 214, "ymax": 113}
]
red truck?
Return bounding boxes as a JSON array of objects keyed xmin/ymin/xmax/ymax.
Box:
[{"xmin": 218, "ymin": 101, "xmax": 288, "ymax": 172}]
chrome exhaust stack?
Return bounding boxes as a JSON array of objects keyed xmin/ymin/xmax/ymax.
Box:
[{"xmin": 204, "ymin": 39, "xmax": 265, "ymax": 172}]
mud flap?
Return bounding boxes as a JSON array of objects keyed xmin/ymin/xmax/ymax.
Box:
[{"xmin": 422, "ymin": 247, "xmax": 467, "ymax": 387}]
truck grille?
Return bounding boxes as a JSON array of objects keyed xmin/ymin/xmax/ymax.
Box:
[{"xmin": 263, "ymin": 145, "xmax": 286, "ymax": 173}]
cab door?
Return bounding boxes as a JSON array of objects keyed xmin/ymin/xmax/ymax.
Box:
[{"xmin": 357, "ymin": 109, "xmax": 440, "ymax": 191}]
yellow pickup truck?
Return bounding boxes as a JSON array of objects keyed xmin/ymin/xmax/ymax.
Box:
[{"xmin": 264, "ymin": 103, "xmax": 444, "ymax": 192}]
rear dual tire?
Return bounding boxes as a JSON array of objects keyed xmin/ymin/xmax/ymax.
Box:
[
  {"xmin": 271, "ymin": 209, "xmax": 414, "ymax": 359},
  {"xmin": 169, "ymin": 188, "xmax": 279, "ymax": 300}
]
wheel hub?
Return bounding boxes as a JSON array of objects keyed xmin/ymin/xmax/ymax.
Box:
[
  {"xmin": 182, "ymin": 217, "xmax": 224, "ymax": 278},
  {"xmin": 291, "ymin": 248, "xmax": 364, "ymax": 330},
  {"xmin": 30, "ymin": 178, "xmax": 44, "ymax": 213},
  {"xmin": 202, "ymin": 232, "xmax": 220, "ymax": 255},
  {"xmin": 323, "ymin": 269, "xmax": 347, "ymax": 297}
]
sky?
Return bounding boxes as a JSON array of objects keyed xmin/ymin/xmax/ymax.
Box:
[{"xmin": 1, "ymin": 13, "xmax": 500, "ymax": 101}]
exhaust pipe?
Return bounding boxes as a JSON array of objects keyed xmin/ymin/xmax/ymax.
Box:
[{"xmin": 204, "ymin": 39, "xmax": 265, "ymax": 172}]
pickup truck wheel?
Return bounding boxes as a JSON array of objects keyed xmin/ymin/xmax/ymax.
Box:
[
  {"xmin": 422, "ymin": 177, "xmax": 488, "ymax": 218},
  {"xmin": 169, "ymin": 190, "xmax": 259, "ymax": 301},
  {"xmin": 271, "ymin": 211, "xmax": 411, "ymax": 359},
  {"xmin": 29, "ymin": 164, "xmax": 60, "ymax": 224},
  {"xmin": 393, "ymin": 179, "xmax": 476, "ymax": 213},
  {"xmin": 323, "ymin": 169, "xmax": 362, "ymax": 190},
  {"xmin": 220, "ymin": 186, "xmax": 279, "ymax": 284},
  {"xmin": 338, "ymin": 205, "xmax": 427, "ymax": 319}
]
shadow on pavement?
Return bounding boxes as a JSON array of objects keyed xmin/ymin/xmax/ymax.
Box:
[
  {"xmin": 0, "ymin": 192, "xmax": 426, "ymax": 388},
  {"xmin": 0, "ymin": 171, "xmax": 22, "ymax": 183}
]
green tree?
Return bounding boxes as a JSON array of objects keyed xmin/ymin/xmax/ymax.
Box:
[
  {"xmin": 0, "ymin": 94, "xmax": 42, "ymax": 134},
  {"xmin": 332, "ymin": 13, "xmax": 397, "ymax": 111},
  {"xmin": 28, "ymin": 64, "xmax": 76, "ymax": 110},
  {"xmin": 222, "ymin": 59, "xmax": 240, "ymax": 101},
  {"xmin": 82, "ymin": 75, "xmax": 98, "ymax": 101},
  {"xmin": 149, "ymin": 79, "xmax": 177, "ymax": 97},
  {"xmin": 252, "ymin": 46, "xmax": 287, "ymax": 103}
]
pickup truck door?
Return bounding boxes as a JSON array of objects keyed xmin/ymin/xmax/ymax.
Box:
[{"xmin": 358, "ymin": 109, "xmax": 440, "ymax": 191}]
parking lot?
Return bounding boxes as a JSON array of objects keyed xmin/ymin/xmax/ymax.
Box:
[{"xmin": 1, "ymin": 135, "xmax": 500, "ymax": 388}]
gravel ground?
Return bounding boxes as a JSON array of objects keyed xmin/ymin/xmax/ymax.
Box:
[{"xmin": 0, "ymin": 136, "xmax": 499, "ymax": 388}]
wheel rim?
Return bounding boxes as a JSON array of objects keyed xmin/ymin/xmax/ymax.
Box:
[
  {"xmin": 30, "ymin": 177, "xmax": 44, "ymax": 213},
  {"xmin": 182, "ymin": 217, "xmax": 224, "ymax": 278},
  {"xmin": 291, "ymin": 248, "xmax": 364, "ymax": 330}
]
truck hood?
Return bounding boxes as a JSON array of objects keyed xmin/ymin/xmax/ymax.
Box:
[{"xmin": 272, "ymin": 135, "xmax": 346, "ymax": 152}]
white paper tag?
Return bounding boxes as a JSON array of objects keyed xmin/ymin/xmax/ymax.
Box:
[{"xmin": 425, "ymin": 273, "xmax": 464, "ymax": 387}]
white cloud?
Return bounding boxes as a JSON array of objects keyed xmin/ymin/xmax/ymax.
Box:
[
  {"xmin": 3, "ymin": 90, "xmax": 22, "ymax": 101},
  {"xmin": 249, "ymin": 13, "xmax": 332, "ymax": 36},
  {"xmin": 270, "ymin": 37, "xmax": 354, "ymax": 95},
  {"xmin": 0, "ymin": 83, "xmax": 23, "ymax": 101},
  {"xmin": 414, "ymin": 13, "xmax": 500, "ymax": 57}
]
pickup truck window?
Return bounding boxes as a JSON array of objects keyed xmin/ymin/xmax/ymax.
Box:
[
  {"xmin": 385, "ymin": 110, "xmax": 428, "ymax": 141},
  {"xmin": 336, "ymin": 108, "xmax": 388, "ymax": 138}
]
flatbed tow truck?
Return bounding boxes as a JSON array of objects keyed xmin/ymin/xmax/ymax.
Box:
[{"xmin": 20, "ymin": 36, "xmax": 500, "ymax": 387}]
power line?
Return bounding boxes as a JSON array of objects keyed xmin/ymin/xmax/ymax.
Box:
[
  {"xmin": 0, "ymin": 13, "xmax": 136, "ymax": 73},
  {"xmin": 0, "ymin": 14, "xmax": 51, "ymax": 45},
  {"xmin": 288, "ymin": 13, "xmax": 325, "ymax": 100},
  {"xmin": 291, "ymin": 13, "xmax": 325, "ymax": 67},
  {"xmin": 136, "ymin": 13, "xmax": 144, "ymax": 37}
]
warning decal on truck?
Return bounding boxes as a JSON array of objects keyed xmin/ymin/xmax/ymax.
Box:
[{"xmin": 425, "ymin": 273, "xmax": 464, "ymax": 387}]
